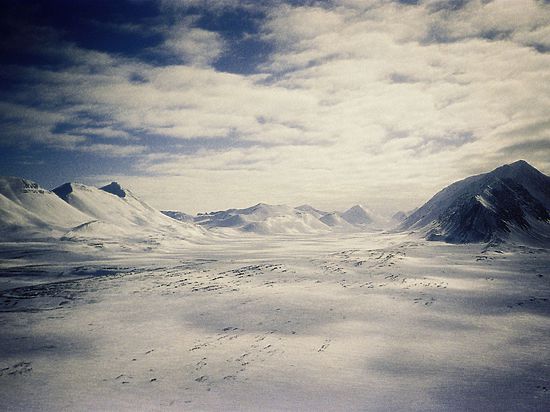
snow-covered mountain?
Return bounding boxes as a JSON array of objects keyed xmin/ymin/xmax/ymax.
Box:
[
  {"xmin": 400, "ymin": 160, "xmax": 550, "ymax": 244},
  {"xmin": 319, "ymin": 212, "xmax": 355, "ymax": 230},
  {"xmin": 196, "ymin": 202, "xmax": 382, "ymax": 234},
  {"xmin": 340, "ymin": 205, "xmax": 374, "ymax": 226},
  {"xmin": 11, "ymin": 160, "xmax": 546, "ymax": 245},
  {"xmin": 195, "ymin": 203, "xmax": 330, "ymax": 234},
  {"xmin": 53, "ymin": 181, "xmax": 204, "ymax": 239},
  {"xmin": 391, "ymin": 211, "xmax": 408, "ymax": 224},
  {"xmin": 0, "ymin": 177, "xmax": 91, "ymax": 239},
  {"xmin": 0, "ymin": 176, "xmax": 384, "ymax": 240}
]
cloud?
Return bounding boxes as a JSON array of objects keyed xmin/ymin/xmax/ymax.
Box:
[
  {"xmin": 498, "ymin": 138, "xmax": 550, "ymax": 160},
  {"xmin": 162, "ymin": 22, "xmax": 225, "ymax": 66},
  {"xmin": 78, "ymin": 143, "xmax": 147, "ymax": 157},
  {"xmin": 0, "ymin": 102, "xmax": 85, "ymax": 148},
  {"xmin": 71, "ymin": 127, "xmax": 133, "ymax": 140},
  {"xmin": 1, "ymin": 0, "xmax": 549, "ymax": 212},
  {"xmin": 158, "ymin": 0, "xmax": 281, "ymax": 13},
  {"xmin": 423, "ymin": 0, "xmax": 550, "ymax": 45}
]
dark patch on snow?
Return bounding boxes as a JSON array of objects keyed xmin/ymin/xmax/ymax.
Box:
[
  {"xmin": 100, "ymin": 182, "xmax": 126, "ymax": 198},
  {"xmin": 52, "ymin": 182, "xmax": 73, "ymax": 201},
  {"xmin": 162, "ymin": 210, "xmax": 194, "ymax": 223}
]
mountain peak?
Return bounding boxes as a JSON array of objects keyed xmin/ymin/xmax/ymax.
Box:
[
  {"xmin": 392, "ymin": 211, "xmax": 407, "ymax": 222},
  {"xmin": 509, "ymin": 159, "xmax": 530, "ymax": 167},
  {"xmin": 295, "ymin": 204, "xmax": 328, "ymax": 218},
  {"xmin": 52, "ymin": 182, "xmax": 74, "ymax": 201},
  {"xmin": 0, "ymin": 176, "xmax": 50, "ymax": 204},
  {"xmin": 100, "ymin": 182, "xmax": 126, "ymax": 198},
  {"xmin": 490, "ymin": 159, "xmax": 539, "ymax": 178},
  {"xmin": 401, "ymin": 160, "xmax": 550, "ymax": 243},
  {"xmin": 0, "ymin": 176, "xmax": 42, "ymax": 192},
  {"xmin": 341, "ymin": 204, "xmax": 373, "ymax": 225},
  {"xmin": 347, "ymin": 204, "xmax": 367, "ymax": 212}
]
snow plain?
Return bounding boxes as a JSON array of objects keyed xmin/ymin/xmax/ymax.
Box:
[{"xmin": 1, "ymin": 231, "xmax": 549, "ymax": 411}]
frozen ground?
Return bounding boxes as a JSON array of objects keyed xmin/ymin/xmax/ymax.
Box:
[{"xmin": 0, "ymin": 232, "xmax": 549, "ymax": 411}]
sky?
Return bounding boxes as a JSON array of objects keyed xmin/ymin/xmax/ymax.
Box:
[{"xmin": 1, "ymin": 0, "xmax": 549, "ymax": 215}]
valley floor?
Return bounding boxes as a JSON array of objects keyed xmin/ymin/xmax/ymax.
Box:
[{"xmin": 1, "ymin": 232, "xmax": 549, "ymax": 411}]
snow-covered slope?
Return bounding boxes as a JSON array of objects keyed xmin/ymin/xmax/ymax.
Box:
[
  {"xmin": 53, "ymin": 182, "xmax": 205, "ymax": 239},
  {"xmin": 295, "ymin": 205, "xmax": 328, "ymax": 219},
  {"xmin": 400, "ymin": 160, "xmax": 550, "ymax": 244},
  {"xmin": 341, "ymin": 205, "xmax": 374, "ymax": 226},
  {"xmin": 161, "ymin": 210, "xmax": 195, "ymax": 223},
  {"xmin": 319, "ymin": 212, "xmax": 355, "ymax": 230},
  {"xmin": 61, "ymin": 219, "xmax": 132, "ymax": 241},
  {"xmin": 391, "ymin": 211, "xmax": 408, "ymax": 224},
  {"xmin": 195, "ymin": 203, "xmax": 330, "ymax": 234},
  {"xmin": 0, "ymin": 177, "xmax": 90, "ymax": 239}
]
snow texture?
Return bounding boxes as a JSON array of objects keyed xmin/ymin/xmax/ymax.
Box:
[{"xmin": 0, "ymin": 233, "xmax": 549, "ymax": 411}]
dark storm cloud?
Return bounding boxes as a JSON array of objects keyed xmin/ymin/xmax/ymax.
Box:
[{"xmin": 499, "ymin": 139, "xmax": 550, "ymax": 159}]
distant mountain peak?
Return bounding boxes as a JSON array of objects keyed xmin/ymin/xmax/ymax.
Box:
[
  {"xmin": 194, "ymin": 202, "xmax": 330, "ymax": 234},
  {"xmin": 0, "ymin": 177, "xmax": 50, "ymax": 201},
  {"xmin": 100, "ymin": 182, "xmax": 126, "ymax": 198},
  {"xmin": 54, "ymin": 182, "xmax": 101, "ymax": 201},
  {"xmin": 0, "ymin": 176, "xmax": 40, "ymax": 188},
  {"xmin": 392, "ymin": 211, "xmax": 407, "ymax": 222},
  {"xmin": 295, "ymin": 204, "xmax": 328, "ymax": 218},
  {"xmin": 320, "ymin": 212, "xmax": 354, "ymax": 228},
  {"xmin": 510, "ymin": 159, "xmax": 529, "ymax": 166},
  {"xmin": 52, "ymin": 182, "xmax": 74, "ymax": 201},
  {"xmin": 341, "ymin": 204, "xmax": 373, "ymax": 225},
  {"xmin": 491, "ymin": 159, "xmax": 536, "ymax": 175}
]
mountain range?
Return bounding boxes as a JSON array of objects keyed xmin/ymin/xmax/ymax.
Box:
[
  {"xmin": 190, "ymin": 203, "xmax": 375, "ymax": 234},
  {"xmin": 1, "ymin": 160, "xmax": 549, "ymax": 245}
]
